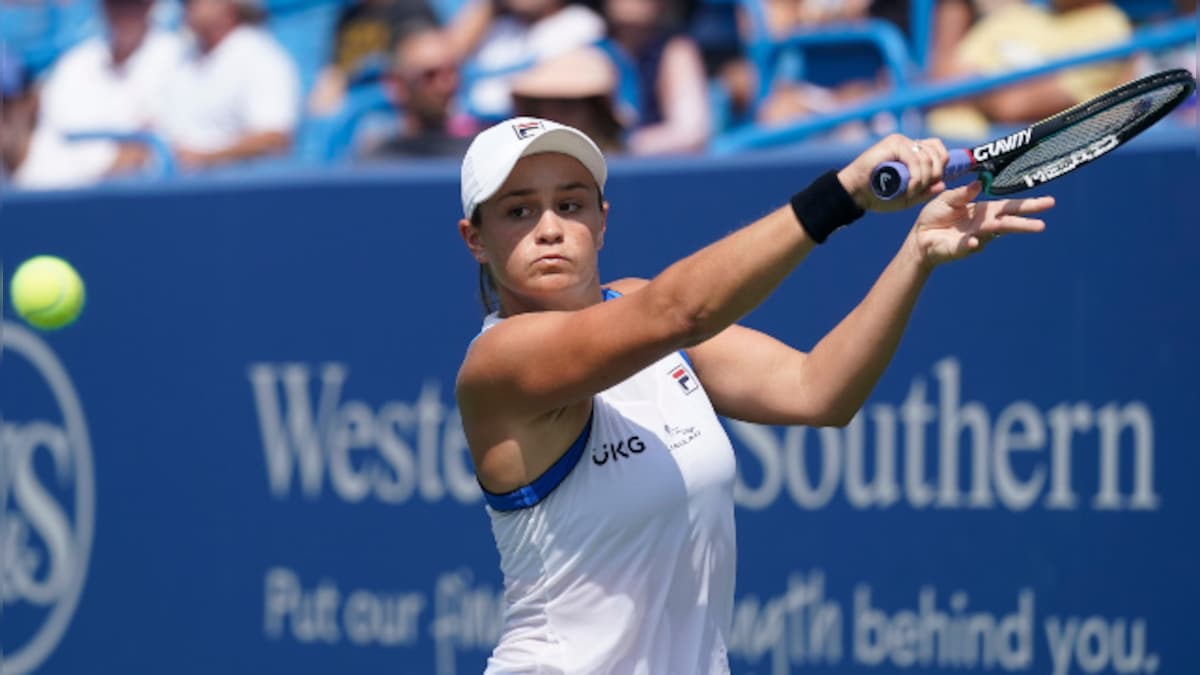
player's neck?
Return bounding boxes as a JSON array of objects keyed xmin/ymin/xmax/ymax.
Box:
[{"xmin": 497, "ymin": 282, "xmax": 603, "ymax": 317}]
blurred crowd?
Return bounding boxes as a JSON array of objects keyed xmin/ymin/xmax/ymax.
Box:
[{"xmin": 0, "ymin": 0, "xmax": 1194, "ymax": 190}]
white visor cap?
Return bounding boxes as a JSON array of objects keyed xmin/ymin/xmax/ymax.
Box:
[{"xmin": 460, "ymin": 117, "xmax": 608, "ymax": 219}]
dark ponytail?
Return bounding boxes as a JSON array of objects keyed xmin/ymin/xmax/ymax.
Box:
[{"xmin": 478, "ymin": 264, "xmax": 498, "ymax": 315}]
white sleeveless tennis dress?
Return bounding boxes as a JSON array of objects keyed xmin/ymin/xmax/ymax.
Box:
[{"xmin": 477, "ymin": 289, "xmax": 738, "ymax": 674}]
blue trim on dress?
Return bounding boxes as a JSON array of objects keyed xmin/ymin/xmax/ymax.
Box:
[
  {"xmin": 678, "ymin": 347, "xmax": 694, "ymax": 370},
  {"xmin": 481, "ymin": 286, "xmax": 692, "ymax": 512},
  {"xmin": 482, "ymin": 412, "xmax": 594, "ymax": 512}
]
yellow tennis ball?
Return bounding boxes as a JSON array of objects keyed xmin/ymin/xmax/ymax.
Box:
[{"xmin": 10, "ymin": 255, "xmax": 86, "ymax": 330}]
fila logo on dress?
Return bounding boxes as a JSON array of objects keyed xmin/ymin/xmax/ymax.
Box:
[{"xmin": 670, "ymin": 363, "xmax": 699, "ymax": 395}]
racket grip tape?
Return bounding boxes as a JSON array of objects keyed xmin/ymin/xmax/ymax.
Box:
[{"xmin": 869, "ymin": 149, "xmax": 974, "ymax": 200}]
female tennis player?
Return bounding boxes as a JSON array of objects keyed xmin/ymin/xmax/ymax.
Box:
[{"xmin": 455, "ymin": 116, "xmax": 1053, "ymax": 673}]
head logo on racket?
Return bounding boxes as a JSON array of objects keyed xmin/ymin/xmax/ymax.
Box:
[
  {"xmin": 1021, "ymin": 134, "xmax": 1119, "ymax": 187},
  {"xmin": 1, "ymin": 322, "xmax": 96, "ymax": 675}
]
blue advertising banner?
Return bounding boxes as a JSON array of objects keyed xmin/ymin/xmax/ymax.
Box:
[{"xmin": 2, "ymin": 138, "xmax": 1197, "ymax": 674}]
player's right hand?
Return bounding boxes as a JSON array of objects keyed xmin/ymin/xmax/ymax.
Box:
[{"xmin": 838, "ymin": 134, "xmax": 949, "ymax": 213}]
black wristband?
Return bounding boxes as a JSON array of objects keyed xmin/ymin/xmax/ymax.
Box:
[{"xmin": 789, "ymin": 169, "xmax": 865, "ymax": 244}]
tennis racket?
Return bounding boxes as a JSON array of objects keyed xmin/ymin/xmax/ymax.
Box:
[{"xmin": 870, "ymin": 68, "xmax": 1197, "ymax": 199}]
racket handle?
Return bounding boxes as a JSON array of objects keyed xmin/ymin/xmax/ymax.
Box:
[
  {"xmin": 869, "ymin": 162, "xmax": 909, "ymax": 201},
  {"xmin": 944, "ymin": 148, "xmax": 974, "ymax": 180},
  {"xmin": 869, "ymin": 149, "xmax": 975, "ymax": 200}
]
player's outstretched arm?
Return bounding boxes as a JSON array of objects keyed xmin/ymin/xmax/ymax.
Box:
[
  {"xmin": 690, "ymin": 181, "xmax": 1055, "ymax": 427},
  {"xmin": 458, "ymin": 134, "xmax": 954, "ymax": 493},
  {"xmin": 460, "ymin": 135, "xmax": 948, "ymax": 422}
]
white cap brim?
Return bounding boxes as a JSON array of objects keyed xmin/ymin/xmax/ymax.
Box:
[{"xmin": 461, "ymin": 119, "xmax": 608, "ymax": 219}]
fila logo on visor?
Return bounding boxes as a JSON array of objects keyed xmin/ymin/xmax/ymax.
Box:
[
  {"xmin": 512, "ymin": 120, "xmax": 545, "ymax": 140},
  {"xmin": 670, "ymin": 363, "xmax": 699, "ymax": 395}
]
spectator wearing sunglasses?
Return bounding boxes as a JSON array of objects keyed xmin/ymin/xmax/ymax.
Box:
[
  {"xmin": 308, "ymin": 0, "xmax": 440, "ymax": 115},
  {"xmin": 363, "ymin": 27, "xmax": 477, "ymax": 158}
]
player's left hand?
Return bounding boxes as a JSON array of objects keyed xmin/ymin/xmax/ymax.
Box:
[{"xmin": 909, "ymin": 181, "xmax": 1055, "ymax": 268}]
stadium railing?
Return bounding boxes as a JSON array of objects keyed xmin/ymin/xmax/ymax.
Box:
[
  {"xmin": 709, "ymin": 15, "xmax": 1197, "ymax": 154},
  {"xmin": 0, "ymin": 0, "xmax": 97, "ymax": 73},
  {"xmin": 63, "ymin": 130, "xmax": 178, "ymax": 179},
  {"xmin": 744, "ymin": 19, "xmax": 917, "ymax": 114},
  {"xmin": 6, "ymin": 0, "xmax": 1193, "ymax": 178},
  {"xmin": 297, "ymin": 82, "xmax": 395, "ymax": 163}
]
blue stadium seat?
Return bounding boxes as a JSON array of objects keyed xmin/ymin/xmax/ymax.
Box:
[
  {"xmin": 265, "ymin": 0, "xmax": 345, "ymax": 99},
  {"xmin": 297, "ymin": 81, "xmax": 396, "ymax": 163},
  {"xmin": 592, "ymin": 37, "xmax": 644, "ymax": 127},
  {"xmin": 0, "ymin": 0, "xmax": 100, "ymax": 74},
  {"xmin": 428, "ymin": 0, "xmax": 469, "ymax": 23},
  {"xmin": 64, "ymin": 129, "xmax": 177, "ymax": 180},
  {"xmin": 714, "ymin": 0, "xmax": 917, "ymax": 125}
]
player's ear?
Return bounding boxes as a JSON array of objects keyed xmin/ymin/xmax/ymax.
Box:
[
  {"xmin": 459, "ymin": 218, "xmax": 487, "ymax": 263},
  {"xmin": 596, "ymin": 200, "xmax": 609, "ymax": 251}
]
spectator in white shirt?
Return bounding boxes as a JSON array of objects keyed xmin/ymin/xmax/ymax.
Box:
[
  {"xmin": 13, "ymin": 0, "xmax": 184, "ymax": 189},
  {"xmin": 447, "ymin": 0, "xmax": 606, "ymax": 119},
  {"xmin": 154, "ymin": 0, "xmax": 300, "ymax": 169}
]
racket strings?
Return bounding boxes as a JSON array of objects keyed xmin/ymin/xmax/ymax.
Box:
[{"xmin": 990, "ymin": 82, "xmax": 1189, "ymax": 191}]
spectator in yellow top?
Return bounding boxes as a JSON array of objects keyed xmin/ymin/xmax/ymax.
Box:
[{"xmin": 927, "ymin": 0, "xmax": 1133, "ymax": 138}]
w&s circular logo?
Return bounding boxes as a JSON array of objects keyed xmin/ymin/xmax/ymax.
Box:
[{"xmin": 1, "ymin": 321, "xmax": 95, "ymax": 674}]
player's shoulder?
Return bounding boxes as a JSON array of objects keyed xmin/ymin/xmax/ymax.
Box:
[
  {"xmin": 455, "ymin": 310, "xmax": 557, "ymax": 395},
  {"xmin": 458, "ymin": 282, "xmax": 650, "ymax": 396},
  {"xmin": 455, "ymin": 331, "xmax": 497, "ymax": 407}
]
